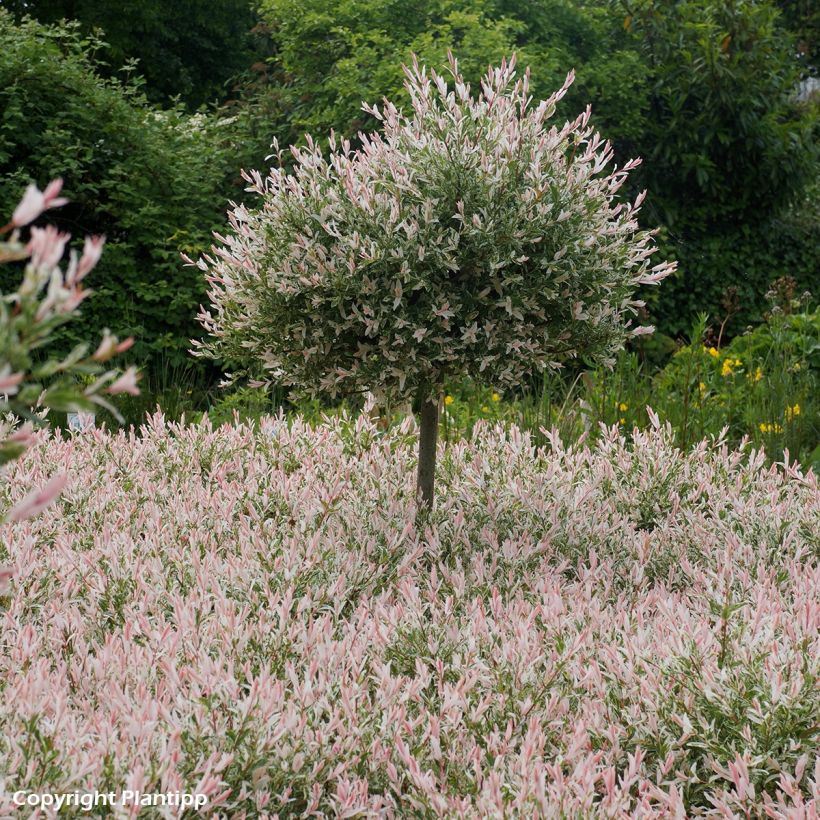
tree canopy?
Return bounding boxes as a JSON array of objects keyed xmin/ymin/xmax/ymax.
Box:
[
  {"xmin": 194, "ymin": 57, "xmax": 674, "ymax": 504},
  {"xmin": 4, "ymin": 0, "xmax": 258, "ymax": 108}
]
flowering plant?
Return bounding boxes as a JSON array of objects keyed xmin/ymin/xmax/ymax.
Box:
[
  {"xmin": 652, "ymin": 305, "xmax": 817, "ymax": 463},
  {"xmin": 193, "ymin": 55, "xmax": 675, "ymax": 506},
  {"xmin": 0, "ymin": 179, "xmax": 137, "ymax": 564}
]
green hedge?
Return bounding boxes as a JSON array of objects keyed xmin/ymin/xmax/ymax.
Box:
[
  {"xmin": 645, "ymin": 187, "xmax": 819, "ymax": 339},
  {"xmin": 0, "ymin": 12, "xmax": 240, "ymax": 376}
]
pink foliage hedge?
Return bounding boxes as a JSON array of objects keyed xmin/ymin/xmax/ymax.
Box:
[{"xmin": 0, "ymin": 413, "xmax": 818, "ymax": 817}]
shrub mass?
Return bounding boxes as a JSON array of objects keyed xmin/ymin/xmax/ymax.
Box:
[
  {"xmin": 0, "ymin": 414, "xmax": 817, "ymax": 815},
  {"xmin": 0, "ymin": 10, "xmax": 236, "ymax": 374}
]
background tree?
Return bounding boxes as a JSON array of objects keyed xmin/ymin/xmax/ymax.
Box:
[
  {"xmin": 255, "ymin": 0, "xmax": 525, "ymax": 145},
  {"xmin": 194, "ymin": 57, "xmax": 674, "ymax": 508},
  {"xmin": 613, "ymin": 0, "xmax": 818, "ymax": 337},
  {"xmin": 775, "ymin": 0, "xmax": 819, "ymax": 73},
  {"xmin": 615, "ymin": 0, "xmax": 816, "ymax": 231},
  {"xmin": 254, "ymin": 0, "xmax": 648, "ymax": 149},
  {"xmin": 3, "ymin": 0, "xmax": 259, "ymax": 108}
]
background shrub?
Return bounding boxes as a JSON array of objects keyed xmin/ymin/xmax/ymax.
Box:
[
  {"xmin": 0, "ymin": 11, "xmax": 240, "ymax": 378},
  {"xmin": 1, "ymin": 0, "xmax": 259, "ymax": 109}
]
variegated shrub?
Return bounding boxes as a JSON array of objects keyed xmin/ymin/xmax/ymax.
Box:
[
  {"xmin": 192, "ymin": 56, "xmax": 675, "ymax": 506},
  {"xmin": 0, "ymin": 412, "xmax": 817, "ymax": 816}
]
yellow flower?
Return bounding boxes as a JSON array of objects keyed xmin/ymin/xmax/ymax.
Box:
[
  {"xmin": 785, "ymin": 403, "xmax": 800, "ymax": 422},
  {"xmin": 704, "ymin": 346, "xmax": 720, "ymax": 358},
  {"xmin": 759, "ymin": 422, "xmax": 783, "ymax": 434},
  {"xmin": 619, "ymin": 417, "xmax": 626, "ymax": 425},
  {"xmin": 481, "ymin": 405, "xmax": 490, "ymax": 413},
  {"xmin": 444, "ymin": 395, "xmax": 454, "ymax": 406},
  {"xmin": 698, "ymin": 382, "xmax": 706, "ymax": 394},
  {"xmin": 721, "ymin": 359, "xmax": 733, "ymax": 377},
  {"xmin": 491, "ymin": 392, "xmax": 501, "ymax": 402},
  {"xmin": 749, "ymin": 367, "xmax": 762, "ymax": 382}
]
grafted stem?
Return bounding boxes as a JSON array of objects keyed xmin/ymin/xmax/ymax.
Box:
[{"xmin": 416, "ymin": 396, "xmax": 440, "ymax": 511}]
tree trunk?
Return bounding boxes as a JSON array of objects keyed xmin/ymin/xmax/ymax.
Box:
[{"xmin": 416, "ymin": 396, "xmax": 440, "ymax": 511}]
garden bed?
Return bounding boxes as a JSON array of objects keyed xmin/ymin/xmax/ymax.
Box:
[{"xmin": 1, "ymin": 413, "xmax": 818, "ymax": 816}]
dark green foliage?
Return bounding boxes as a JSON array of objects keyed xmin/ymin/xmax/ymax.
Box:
[
  {"xmin": 647, "ymin": 202, "xmax": 820, "ymax": 339},
  {"xmin": 617, "ymin": 0, "xmax": 817, "ymax": 231},
  {"xmin": 3, "ymin": 0, "xmax": 259, "ymax": 109},
  {"xmin": 776, "ymin": 0, "xmax": 820, "ymax": 71},
  {"xmin": 618, "ymin": 0, "xmax": 819, "ymax": 340},
  {"xmin": 0, "ymin": 11, "xmax": 238, "ymax": 375},
  {"xmin": 255, "ymin": 0, "xmax": 650, "ymax": 149},
  {"xmin": 256, "ymin": 0, "xmax": 528, "ymax": 144},
  {"xmin": 492, "ymin": 0, "xmax": 653, "ymax": 144}
]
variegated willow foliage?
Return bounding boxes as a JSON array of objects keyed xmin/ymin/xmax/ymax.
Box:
[
  {"xmin": 0, "ymin": 181, "xmax": 138, "ymax": 432},
  {"xmin": 192, "ymin": 55, "xmax": 675, "ymax": 507},
  {"xmin": 0, "ymin": 412, "xmax": 817, "ymax": 815},
  {"xmin": 0, "ymin": 180, "xmax": 136, "ymax": 588}
]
